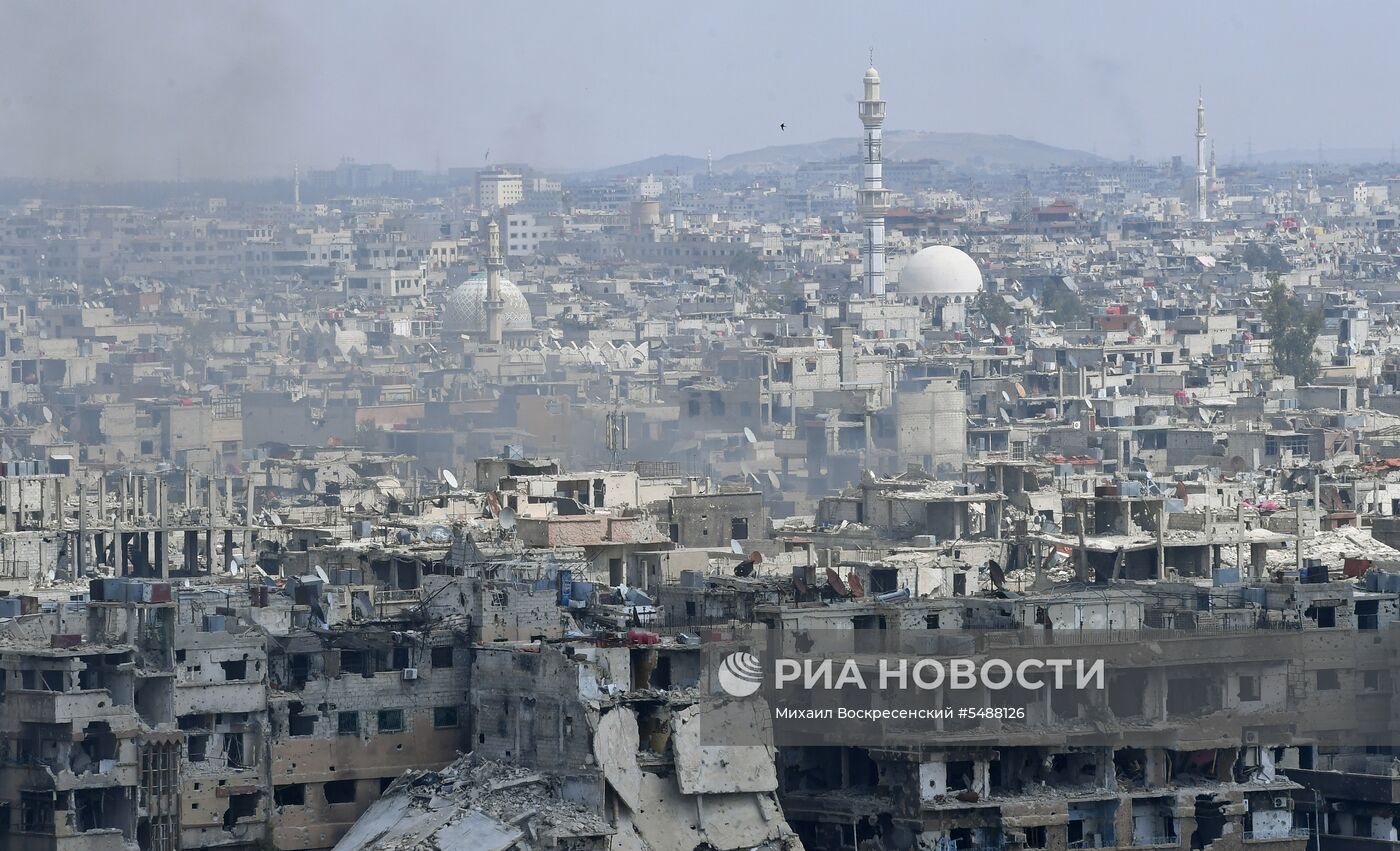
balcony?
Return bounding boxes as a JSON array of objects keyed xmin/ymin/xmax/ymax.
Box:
[{"xmin": 1242, "ymin": 829, "xmax": 1313, "ymax": 842}]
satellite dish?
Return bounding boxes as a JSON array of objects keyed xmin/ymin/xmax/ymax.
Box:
[
  {"xmin": 766, "ymin": 470, "xmax": 781, "ymax": 489},
  {"xmin": 313, "ymin": 565, "xmax": 330, "ymax": 583},
  {"xmin": 1000, "ymin": 409, "xmax": 1011, "ymax": 424},
  {"xmin": 731, "ymin": 539, "xmax": 745, "ymax": 554},
  {"xmin": 41, "ymin": 406, "xmax": 52, "ymax": 423},
  {"xmin": 1001, "ymin": 390, "xmax": 1011, "ymax": 403},
  {"xmin": 268, "ymin": 512, "xmax": 283, "ymax": 526},
  {"xmin": 743, "ymin": 427, "xmax": 757, "ymax": 444},
  {"xmin": 301, "ymin": 477, "xmax": 314, "ymax": 492},
  {"xmin": 499, "ymin": 508, "xmax": 517, "ymax": 530},
  {"xmin": 441, "ymin": 469, "xmax": 459, "ymax": 489}
]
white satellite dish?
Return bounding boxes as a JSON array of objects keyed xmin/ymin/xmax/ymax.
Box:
[
  {"xmin": 766, "ymin": 470, "xmax": 781, "ymax": 489},
  {"xmin": 313, "ymin": 565, "xmax": 330, "ymax": 583},
  {"xmin": 743, "ymin": 427, "xmax": 757, "ymax": 444},
  {"xmin": 731, "ymin": 539, "xmax": 745, "ymax": 554},
  {"xmin": 268, "ymin": 512, "xmax": 283, "ymax": 526},
  {"xmin": 499, "ymin": 508, "xmax": 517, "ymax": 531},
  {"xmin": 301, "ymin": 477, "xmax": 314, "ymax": 492},
  {"xmin": 441, "ymin": 469, "xmax": 459, "ymax": 489},
  {"xmin": 42, "ymin": 406, "xmax": 52, "ymax": 423},
  {"xmin": 1001, "ymin": 390, "xmax": 1011, "ymax": 403}
]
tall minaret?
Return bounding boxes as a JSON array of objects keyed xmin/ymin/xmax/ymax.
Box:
[
  {"xmin": 293, "ymin": 163, "xmax": 301, "ymax": 212},
  {"xmin": 1195, "ymin": 93, "xmax": 1208, "ymax": 222},
  {"xmin": 858, "ymin": 65, "xmax": 890, "ymax": 298},
  {"xmin": 484, "ymin": 220, "xmax": 505, "ymax": 345}
]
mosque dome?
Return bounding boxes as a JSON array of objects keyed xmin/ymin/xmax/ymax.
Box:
[
  {"xmin": 441, "ymin": 272, "xmax": 532, "ymax": 335},
  {"xmin": 898, "ymin": 245, "xmax": 983, "ymax": 297}
]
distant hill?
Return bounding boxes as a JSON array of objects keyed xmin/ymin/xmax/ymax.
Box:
[{"xmin": 587, "ymin": 130, "xmax": 1105, "ymax": 177}]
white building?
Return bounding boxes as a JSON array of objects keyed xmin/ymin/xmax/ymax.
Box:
[
  {"xmin": 477, "ymin": 171, "xmax": 524, "ymax": 210},
  {"xmin": 503, "ymin": 213, "xmax": 561, "ymax": 257},
  {"xmin": 344, "ymin": 265, "xmax": 426, "ymax": 301}
]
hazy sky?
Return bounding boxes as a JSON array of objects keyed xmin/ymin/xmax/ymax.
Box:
[{"xmin": 3, "ymin": 0, "xmax": 1397, "ymax": 180}]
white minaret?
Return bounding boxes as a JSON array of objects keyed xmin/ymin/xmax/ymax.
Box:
[
  {"xmin": 293, "ymin": 163, "xmax": 301, "ymax": 211},
  {"xmin": 1195, "ymin": 93, "xmax": 1208, "ymax": 222},
  {"xmin": 484, "ymin": 220, "xmax": 504, "ymax": 345},
  {"xmin": 858, "ymin": 65, "xmax": 890, "ymax": 298}
]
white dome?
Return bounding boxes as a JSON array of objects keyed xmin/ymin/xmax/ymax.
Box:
[
  {"xmin": 441, "ymin": 273, "xmax": 532, "ymax": 335},
  {"xmin": 899, "ymin": 245, "xmax": 983, "ymax": 296}
]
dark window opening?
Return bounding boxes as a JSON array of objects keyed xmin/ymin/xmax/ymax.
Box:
[
  {"xmin": 222, "ymin": 792, "xmax": 259, "ymax": 830},
  {"xmin": 323, "ymin": 780, "xmax": 356, "ymax": 805},
  {"xmin": 378, "ymin": 709, "xmax": 404, "ymax": 732},
  {"xmin": 433, "ymin": 706, "xmax": 458, "ymax": 728},
  {"xmin": 273, "ymin": 784, "xmax": 305, "ymax": 806},
  {"xmin": 1316, "ymin": 669, "xmax": 1342, "ymax": 691},
  {"xmin": 338, "ymin": 712, "xmax": 359, "ymax": 736},
  {"xmin": 187, "ymin": 735, "xmax": 207, "ymax": 762},
  {"xmin": 1238, "ymin": 675, "xmax": 1261, "ymax": 702},
  {"xmin": 730, "ymin": 517, "xmax": 748, "ymax": 541},
  {"xmin": 219, "ymin": 660, "xmax": 247, "ymax": 681},
  {"xmin": 430, "ymin": 646, "xmax": 453, "ymax": 669},
  {"xmin": 288, "ymin": 702, "xmax": 315, "ymax": 737}
]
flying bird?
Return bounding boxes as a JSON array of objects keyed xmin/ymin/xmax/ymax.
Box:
[{"xmin": 779, "ymin": 123, "xmax": 786, "ymax": 131}]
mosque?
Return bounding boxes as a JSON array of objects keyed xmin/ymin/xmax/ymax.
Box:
[
  {"xmin": 858, "ymin": 64, "xmax": 984, "ymax": 331},
  {"xmin": 440, "ymin": 220, "xmax": 534, "ymax": 346}
]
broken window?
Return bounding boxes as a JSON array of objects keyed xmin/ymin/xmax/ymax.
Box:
[
  {"xmin": 219, "ymin": 660, "xmax": 247, "ymax": 681},
  {"xmin": 273, "ymin": 785, "xmax": 304, "ymax": 807},
  {"xmin": 339, "ymin": 650, "xmax": 365, "ymax": 675},
  {"xmin": 1024, "ymin": 826, "xmax": 1048, "ymax": 848},
  {"xmin": 378, "ymin": 709, "xmax": 404, "ymax": 732},
  {"xmin": 337, "ymin": 712, "xmax": 359, "ymax": 736},
  {"xmin": 392, "ymin": 647, "xmax": 411, "ymax": 670},
  {"xmin": 186, "ymin": 735, "xmax": 207, "ymax": 763},
  {"xmin": 40, "ymin": 670, "xmax": 64, "ymax": 691},
  {"xmin": 430, "ymin": 646, "xmax": 453, "ymax": 669},
  {"xmin": 287, "ymin": 703, "xmax": 315, "ymax": 737},
  {"xmin": 224, "ymin": 734, "xmax": 246, "ymax": 769},
  {"xmin": 1306, "ymin": 605, "xmax": 1337, "ymax": 628},
  {"xmin": 1316, "ymin": 669, "xmax": 1341, "ymax": 691},
  {"xmin": 1238, "ymin": 675, "xmax": 1261, "ymax": 702},
  {"xmin": 323, "ymin": 780, "xmax": 355, "ymax": 805},
  {"xmin": 433, "ymin": 706, "xmax": 458, "ymax": 728},
  {"xmin": 222, "ymin": 793, "xmax": 258, "ymax": 829},
  {"xmin": 20, "ymin": 791, "xmax": 53, "ymax": 832}
]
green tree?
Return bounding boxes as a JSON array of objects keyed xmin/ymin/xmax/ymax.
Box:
[
  {"xmin": 1262, "ymin": 274, "xmax": 1322, "ymax": 385},
  {"xmin": 1241, "ymin": 242, "xmax": 1291, "ymax": 273},
  {"xmin": 974, "ymin": 289, "xmax": 1014, "ymax": 331},
  {"xmin": 1041, "ymin": 279, "xmax": 1088, "ymax": 324}
]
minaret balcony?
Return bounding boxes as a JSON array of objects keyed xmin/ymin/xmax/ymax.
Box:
[
  {"xmin": 858, "ymin": 189, "xmax": 891, "ymax": 214},
  {"xmin": 859, "ymin": 101, "xmax": 886, "ymax": 122}
]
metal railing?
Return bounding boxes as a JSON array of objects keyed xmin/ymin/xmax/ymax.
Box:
[{"xmin": 1133, "ymin": 837, "xmax": 1179, "ymax": 847}]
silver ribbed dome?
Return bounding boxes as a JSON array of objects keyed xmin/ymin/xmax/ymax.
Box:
[{"xmin": 441, "ymin": 272, "xmax": 532, "ymax": 335}]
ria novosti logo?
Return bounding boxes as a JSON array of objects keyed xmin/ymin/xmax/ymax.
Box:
[
  {"xmin": 715, "ymin": 649, "xmax": 1106, "ymax": 698},
  {"xmin": 716, "ymin": 651, "xmax": 764, "ymax": 698}
]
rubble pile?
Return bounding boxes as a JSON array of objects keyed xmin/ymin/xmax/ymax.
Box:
[{"xmin": 333, "ymin": 755, "xmax": 611, "ymax": 851}]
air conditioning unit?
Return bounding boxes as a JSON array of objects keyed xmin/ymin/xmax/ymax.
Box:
[
  {"xmin": 1273, "ymin": 797, "xmax": 1291, "ymax": 809},
  {"xmin": 401, "ymin": 668, "xmax": 418, "ymax": 681},
  {"xmin": 1243, "ymin": 730, "xmax": 1260, "ymax": 745}
]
